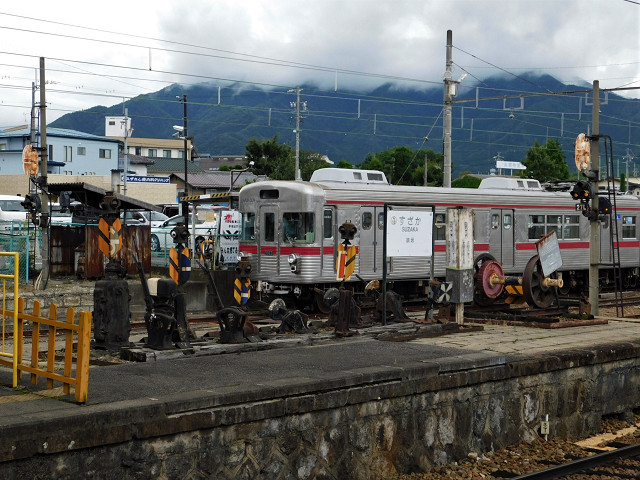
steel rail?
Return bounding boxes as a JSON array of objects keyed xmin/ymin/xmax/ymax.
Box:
[{"xmin": 512, "ymin": 442, "xmax": 640, "ymax": 479}]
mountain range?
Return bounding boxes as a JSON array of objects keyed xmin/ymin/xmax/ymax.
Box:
[{"xmin": 50, "ymin": 74, "xmax": 640, "ymax": 178}]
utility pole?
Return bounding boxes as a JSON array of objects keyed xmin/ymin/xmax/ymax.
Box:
[
  {"xmin": 180, "ymin": 94, "xmax": 189, "ymax": 225},
  {"xmin": 589, "ymin": 80, "xmax": 600, "ymax": 315},
  {"xmin": 290, "ymin": 88, "xmax": 305, "ymax": 181},
  {"xmin": 123, "ymin": 107, "xmax": 129, "ymax": 196},
  {"xmin": 443, "ymin": 30, "xmax": 453, "ymax": 188},
  {"xmin": 423, "ymin": 154, "xmax": 428, "ymax": 186},
  {"xmin": 35, "ymin": 57, "xmax": 49, "ymax": 290}
]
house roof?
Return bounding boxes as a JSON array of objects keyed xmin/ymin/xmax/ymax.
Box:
[
  {"xmin": 120, "ymin": 153, "xmax": 155, "ymax": 166},
  {"xmin": 0, "ymin": 127, "xmax": 120, "ymax": 144},
  {"xmin": 171, "ymin": 171, "xmax": 263, "ymax": 189},
  {"xmin": 109, "ymin": 136, "xmax": 190, "ymax": 149},
  {"xmin": 147, "ymin": 158, "xmax": 206, "ymax": 174}
]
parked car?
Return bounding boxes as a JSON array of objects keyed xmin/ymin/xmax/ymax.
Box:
[
  {"xmin": 0, "ymin": 195, "xmax": 27, "ymax": 231},
  {"xmin": 150, "ymin": 213, "xmax": 217, "ymax": 252},
  {"xmin": 121, "ymin": 210, "xmax": 169, "ymax": 227}
]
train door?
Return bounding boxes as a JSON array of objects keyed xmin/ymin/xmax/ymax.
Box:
[
  {"xmin": 489, "ymin": 209, "xmax": 515, "ymax": 269},
  {"xmin": 358, "ymin": 206, "xmax": 383, "ymax": 275},
  {"xmin": 321, "ymin": 207, "xmax": 336, "ymax": 278},
  {"xmin": 258, "ymin": 204, "xmax": 280, "ymax": 275}
]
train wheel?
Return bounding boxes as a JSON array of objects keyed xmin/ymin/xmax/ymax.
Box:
[
  {"xmin": 473, "ymin": 253, "xmax": 499, "ymax": 306},
  {"xmin": 522, "ymin": 255, "xmax": 556, "ymax": 308}
]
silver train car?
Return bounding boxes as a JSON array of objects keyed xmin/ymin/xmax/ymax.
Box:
[{"xmin": 237, "ymin": 169, "xmax": 640, "ymax": 310}]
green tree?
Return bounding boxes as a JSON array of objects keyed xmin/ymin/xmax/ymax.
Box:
[
  {"xmin": 520, "ymin": 139, "xmax": 570, "ymax": 183},
  {"xmin": 451, "ymin": 174, "xmax": 481, "ymax": 188},
  {"xmin": 359, "ymin": 146, "xmax": 444, "ymax": 186},
  {"xmin": 244, "ymin": 136, "xmax": 329, "ymax": 180},
  {"xmin": 300, "ymin": 151, "xmax": 330, "ymax": 181},
  {"xmin": 336, "ymin": 160, "xmax": 352, "ymax": 169},
  {"xmin": 244, "ymin": 135, "xmax": 294, "ymax": 179}
]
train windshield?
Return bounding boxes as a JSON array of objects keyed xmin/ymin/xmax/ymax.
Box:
[
  {"xmin": 283, "ymin": 212, "xmax": 315, "ymax": 243},
  {"xmin": 242, "ymin": 213, "xmax": 255, "ymax": 240}
]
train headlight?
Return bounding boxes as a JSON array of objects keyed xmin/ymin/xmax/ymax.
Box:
[{"xmin": 288, "ymin": 253, "xmax": 299, "ymax": 273}]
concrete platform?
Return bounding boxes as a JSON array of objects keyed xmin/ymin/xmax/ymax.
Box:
[{"xmin": 1, "ymin": 315, "xmax": 640, "ymax": 479}]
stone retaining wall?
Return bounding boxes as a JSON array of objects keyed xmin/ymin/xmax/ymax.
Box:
[{"xmin": 1, "ymin": 343, "xmax": 639, "ymax": 479}]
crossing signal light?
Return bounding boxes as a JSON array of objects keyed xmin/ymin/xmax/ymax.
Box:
[
  {"xmin": 598, "ymin": 196, "xmax": 611, "ymax": 215},
  {"xmin": 170, "ymin": 224, "xmax": 190, "ymax": 244},
  {"xmin": 570, "ymin": 180, "xmax": 594, "ymax": 202}
]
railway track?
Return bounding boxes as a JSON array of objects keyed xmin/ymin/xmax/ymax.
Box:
[{"xmin": 513, "ymin": 440, "xmax": 640, "ymax": 479}]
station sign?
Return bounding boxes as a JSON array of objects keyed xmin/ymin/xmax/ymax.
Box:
[
  {"xmin": 386, "ymin": 210, "xmax": 433, "ymax": 257},
  {"xmin": 121, "ymin": 175, "xmax": 170, "ymax": 184}
]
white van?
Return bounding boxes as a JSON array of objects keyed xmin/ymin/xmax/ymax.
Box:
[{"xmin": 0, "ymin": 195, "xmax": 27, "ymax": 231}]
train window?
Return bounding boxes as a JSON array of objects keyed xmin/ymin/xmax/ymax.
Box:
[
  {"xmin": 242, "ymin": 213, "xmax": 255, "ymax": 240},
  {"xmin": 323, "ymin": 209, "xmax": 333, "ymax": 239},
  {"xmin": 623, "ymin": 216, "xmax": 636, "ymax": 239},
  {"xmin": 503, "ymin": 214, "xmax": 512, "ymax": 230},
  {"xmin": 353, "ymin": 172, "xmax": 362, "ymax": 180},
  {"xmin": 283, "ymin": 212, "xmax": 315, "ymax": 243},
  {"xmin": 362, "ymin": 212, "xmax": 373, "ymax": 230},
  {"xmin": 264, "ymin": 212, "xmax": 275, "ymax": 242},
  {"xmin": 546, "ymin": 215, "xmax": 562, "ymax": 234},
  {"xmin": 434, "ymin": 213, "xmax": 445, "ymax": 240},
  {"xmin": 563, "ymin": 215, "xmax": 580, "ymax": 239},
  {"xmin": 528, "ymin": 215, "xmax": 545, "ymax": 239},
  {"xmin": 367, "ymin": 172, "xmax": 384, "ymax": 182},
  {"xmin": 378, "ymin": 212, "xmax": 385, "ymax": 230},
  {"xmin": 491, "ymin": 214, "xmax": 500, "ymax": 229},
  {"xmin": 259, "ymin": 190, "xmax": 279, "ymax": 199}
]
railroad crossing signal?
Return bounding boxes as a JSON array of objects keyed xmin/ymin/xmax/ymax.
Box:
[
  {"xmin": 336, "ymin": 244, "xmax": 356, "ymax": 281},
  {"xmin": 234, "ymin": 257, "xmax": 252, "ymax": 305},
  {"xmin": 97, "ymin": 217, "xmax": 122, "ymax": 258},
  {"xmin": 233, "ymin": 278, "xmax": 251, "ymax": 305},
  {"xmin": 169, "ymin": 246, "xmax": 191, "ymax": 285}
]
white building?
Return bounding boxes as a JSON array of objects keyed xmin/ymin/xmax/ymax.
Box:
[{"xmin": 0, "ymin": 126, "xmax": 121, "ymax": 176}]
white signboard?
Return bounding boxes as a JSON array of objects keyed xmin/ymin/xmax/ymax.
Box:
[
  {"xmin": 216, "ymin": 210, "xmax": 242, "ymax": 264},
  {"xmin": 386, "ymin": 210, "xmax": 433, "ymax": 257},
  {"xmin": 496, "ymin": 160, "xmax": 526, "ymax": 170},
  {"xmin": 446, "ymin": 208, "xmax": 474, "ymax": 269}
]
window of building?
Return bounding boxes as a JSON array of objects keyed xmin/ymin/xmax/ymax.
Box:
[
  {"xmin": 64, "ymin": 146, "xmax": 73, "ymax": 163},
  {"xmin": 163, "ymin": 150, "xmax": 171, "ymax": 158},
  {"xmin": 99, "ymin": 149, "xmax": 111, "ymax": 159},
  {"xmin": 178, "ymin": 150, "xmax": 184, "ymax": 159},
  {"xmin": 0, "ymin": 143, "xmax": 6, "ymax": 151},
  {"xmin": 77, "ymin": 146, "xmax": 86, "ymax": 155},
  {"xmin": 148, "ymin": 149, "xmax": 157, "ymax": 157},
  {"xmin": 48, "ymin": 144, "xmax": 53, "ymax": 161},
  {"xmin": 108, "ymin": 121, "xmax": 115, "ymax": 126},
  {"xmin": 623, "ymin": 216, "xmax": 636, "ymax": 239},
  {"xmin": 135, "ymin": 147, "xmax": 141, "ymax": 155}
]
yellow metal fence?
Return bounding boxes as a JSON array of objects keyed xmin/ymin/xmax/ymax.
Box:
[{"xmin": 0, "ymin": 252, "xmax": 92, "ymax": 403}]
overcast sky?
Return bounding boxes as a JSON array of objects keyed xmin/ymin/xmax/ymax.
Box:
[{"xmin": 0, "ymin": 0, "xmax": 637, "ymax": 128}]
